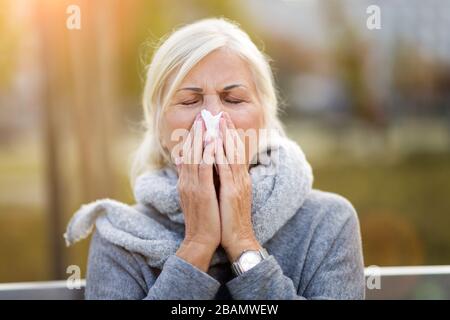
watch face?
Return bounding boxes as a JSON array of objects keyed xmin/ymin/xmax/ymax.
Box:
[{"xmin": 239, "ymin": 251, "xmax": 262, "ymax": 271}]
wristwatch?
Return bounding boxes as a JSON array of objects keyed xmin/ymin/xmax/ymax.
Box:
[{"xmin": 231, "ymin": 247, "xmax": 269, "ymax": 276}]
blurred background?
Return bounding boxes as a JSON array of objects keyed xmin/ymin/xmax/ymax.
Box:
[{"xmin": 1, "ymin": 0, "xmax": 449, "ymax": 290}]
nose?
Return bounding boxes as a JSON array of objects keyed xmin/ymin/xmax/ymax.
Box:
[{"xmin": 203, "ymin": 94, "xmax": 223, "ymax": 115}]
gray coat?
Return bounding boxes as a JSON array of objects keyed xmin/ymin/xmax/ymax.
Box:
[{"xmin": 85, "ymin": 189, "xmax": 365, "ymax": 300}]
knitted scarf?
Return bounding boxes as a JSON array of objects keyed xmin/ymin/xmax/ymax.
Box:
[{"xmin": 64, "ymin": 137, "xmax": 314, "ymax": 269}]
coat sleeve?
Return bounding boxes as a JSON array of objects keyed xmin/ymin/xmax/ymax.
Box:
[
  {"xmin": 225, "ymin": 201, "xmax": 365, "ymax": 300},
  {"xmin": 85, "ymin": 231, "xmax": 221, "ymax": 300}
]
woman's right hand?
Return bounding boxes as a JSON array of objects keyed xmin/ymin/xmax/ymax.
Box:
[{"xmin": 175, "ymin": 114, "xmax": 221, "ymax": 272}]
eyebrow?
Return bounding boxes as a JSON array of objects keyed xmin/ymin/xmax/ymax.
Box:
[{"xmin": 176, "ymin": 84, "xmax": 246, "ymax": 92}]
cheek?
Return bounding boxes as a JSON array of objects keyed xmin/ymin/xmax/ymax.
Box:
[
  {"xmin": 161, "ymin": 109, "xmax": 197, "ymax": 151},
  {"xmin": 228, "ymin": 106, "xmax": 264, "ymax": 163},
  {"xmin": 228, "ymin": 106, "xmax": 263, "ymax": 131}
]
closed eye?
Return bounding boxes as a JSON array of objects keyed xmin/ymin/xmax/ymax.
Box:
[
  {"xmin": 224, "ymin": 98, "xmax": 244, "ymax": 104},
  {"xmin": 180, "ymin": 100, "xmax": 200, "ymax": 106}
]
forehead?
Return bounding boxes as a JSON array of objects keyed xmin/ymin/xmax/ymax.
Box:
[{"xmin": 178, "ymin": 48, "xmax": 255, "ymax": 90}]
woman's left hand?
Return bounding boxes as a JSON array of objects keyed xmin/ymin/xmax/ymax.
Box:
[{"xmin": 215, "ymin": 112, "xmax": 262, "ymax": 262}]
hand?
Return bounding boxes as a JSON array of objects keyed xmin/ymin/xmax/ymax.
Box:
[
  {"xmin": 215, "ymin": 112, "xmax": 262, "ymax": 262},
  {"xmin": 175, "ymin": 114, "xmax": 221, "ymax": 272}
]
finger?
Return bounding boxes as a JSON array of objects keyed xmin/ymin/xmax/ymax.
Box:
[
  {"xmin": 223, "ymin": 112, "xmax": 245, "ymax": 162},
  {"xmin": 224, "ymin": 112, "xmax": 246, "ymax": 166},
  {"xmin": 219, "ymin": 117, "xmax": 234, "ymax": 164},
  {"xmin": 198, "ymin": 139, "xmax": 215, "ymax": 183},
  {"xmin": 192, "ymin": 116, "xmax": 205, "ymax": 166},
  {"xmin": 186, "ymin": 118, "xmax": 203, "ymax": 184},
  {"xmin": 182, "ymin": 126, "xmax": 194, "ymax": 165},
  {"xmin": 222, "ymin": 112, "xmax": 235, "ymax": 129},
  {"xmin": 182, "ymin": 113, "xmax": 201, "ymax": 163},
  {"xmin": 177, "ymin": 156, "xmax": 187, "ymax": 182},
  {"xmin": 220, "ymin": 117, "xmax": 241, "ymax": 178},
  {"xmin": 214, "ymin": 137, "xmax": 233, "ymax": 184},
  {"xmin": 181, "ymin": 117, "xmax": 201, "ymax": 188},
  {"xmin": 185, "ymin": 114, "xmax": 202, "ymax": 164}
]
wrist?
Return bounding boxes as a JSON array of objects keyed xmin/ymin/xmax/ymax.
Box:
[
  {"xmin": 176, "ymin": 240, "xmax": 217, "ymax": 272},
  {"xmin": 224, "ymin": 238, "xmax": 262, "ymax": 262}
]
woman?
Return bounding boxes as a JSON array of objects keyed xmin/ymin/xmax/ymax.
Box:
[{"xmin": 64, "ymin": 18, "xmax": 365, "ymax": 300}]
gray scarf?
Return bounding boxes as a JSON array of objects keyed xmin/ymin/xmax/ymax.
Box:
[{"xmin": 64, "ymin": 137, "xmax": 314, "ymax": 269}]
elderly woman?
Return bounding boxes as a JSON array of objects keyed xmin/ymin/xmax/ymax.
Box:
[{"xmin": 64, "ymin": 18, "xmax": 365, "ymax": 300}]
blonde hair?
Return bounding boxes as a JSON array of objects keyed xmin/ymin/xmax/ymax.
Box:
[{"xmin": 130, "ymin": 17, "xmax": 285, "ymax": 186}]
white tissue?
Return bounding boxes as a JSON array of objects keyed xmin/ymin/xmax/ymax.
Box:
[{"xmin": 201, "ymin": 110, "xmax": 223, "ymax": 143}]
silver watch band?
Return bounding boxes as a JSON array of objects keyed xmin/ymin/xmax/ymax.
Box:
[{"xmin": 231, "ymin": 247, "xmax": 269, "ymax": 276}]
